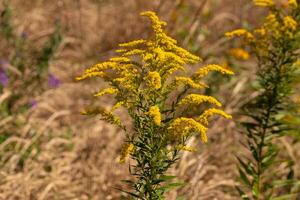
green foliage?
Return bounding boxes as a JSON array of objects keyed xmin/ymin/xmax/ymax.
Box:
[
  {"xmin": 226, "ymin": 1, "xmax": 300, "ymax": 199},
  {"xmin": 78, "ymin": 11, "xmax": 233, "ymax": 199}
]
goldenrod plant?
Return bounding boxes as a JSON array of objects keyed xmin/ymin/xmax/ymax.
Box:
[
  {"xmin": 78, "ymin": 11, "xmax": 233, "ymax": 199},
  {"xmin": 226, "ymin": 0, "xmax": 300, "ymax": 199}
]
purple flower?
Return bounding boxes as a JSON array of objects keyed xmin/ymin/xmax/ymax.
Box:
[
  {"xmin": 0, "ymin": 70, "xmax": 9, "ymax": 87},
  {"xmin": 48, "ymin": 73, "xmax": 61, "ymax": 88},
  {"xmin": 30, "ymin": 99, "xmax": 38, "ymax": 108},
  {"xmin": 21, "ymin": 31, "xmax": 28, "ymax": 39}
]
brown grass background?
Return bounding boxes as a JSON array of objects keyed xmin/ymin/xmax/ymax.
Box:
[{"xmin": 0, "ymin": 0, "xmax": 299, "ymax": 199}]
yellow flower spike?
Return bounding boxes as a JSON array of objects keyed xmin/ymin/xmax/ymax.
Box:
[
  {"xmin": 119, "ymin": 39, "xmax": 147, "ymax": 48},
  {"xmin": 109, "ymin": 57, "xmax": 131, "ymax": 63},
  {"xmin": 120, "ymin": 143, "xmax": 135, "ymax": 163},
  {"xmin": 288, "ymin": 0, "xmax": 298, "ymax": 7},
  {"xmin": 122, "ymin": 49, "xmax": 145, "ymax": 57},
  {"xmin": 176, "ymin": 144, "xmax": 196, "ymax": 152},
  {"xmin": 94, "ymin": 88, "xmax": 118, "ymax": 97},
  {"xmin": 76, "ymin": 71, "xmax": 106, "ymax": 81},
  {"xmin": 254, "ymin": 28, "xmax": 267, "ymax": 36},
  {"xmin": 194, "ymin": 64, "xmax": 234, "ymax": 79},
  {"xmin": 175, "ymin": 77, "xmax": 208, "ymax": 89},
  {"xmin": 168, "ymin": 117, "xmax": 208, "ymax": 143},
  {"xmin": 144, "ymin": 71, "xmax": 162, "ymax": 90},
  {"xmin": 112, "ymin": 101, "xmax": 125, "ymax": 111},
  {"xmin": 225, "ymin": 29, "xmax": 255, "ymax": 41},
  {"xmin": 197, "ymin": 108, "xmax": 232, "ymax": 126},
  {"xmin": 147, "ymin": 106, "xmax": 161, "ymax": 126},
  {"xmin": 283, "ymin": 16, "xmax": 297, "ymax": 31},
  {"xmin": 253, "ymin": 0, "xmax": 275, "ymax": 7},
  {"xmin": 179, "ymin": 94, "xmax": 222, "ymax": 107},
  {"xmin": 140, "ymin": 11, "xmax": 167, "ymax": 34},
  {"xmin": 229, "ymin": 48, "xmax": 250, "ymax": 60}
]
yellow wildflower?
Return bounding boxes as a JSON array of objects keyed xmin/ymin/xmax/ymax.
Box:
[
  {"xmin": 179, "ymin": 94, "xmax": 222, "ymax": 107},
  {"xmin": 112, "ymin": 101, "xmax": 125, "ymax": 111},
  {"xmin": 288, "ymin": 0, "xmax": 298, "ymax": 7},
  {"xmin": 175, "ymin": 77, "xmax": 208, "ymax": 89},
  {"xmin": 176, "ymin": 144, "xmax": 196, "ymax": 152},
  {"xmin": 147, "ymin": 106, "xmax": 161, "ymax": 126},
  {"xmin": 109, "ymin": 57, "xmax": 131, "ymax": 63},
  {"xmin": 229, "ymin": 48, "xmax": 250, "ymax": 60},
  {"xmin": 119, "ymin": 143, "xmax": 135, "ymax": 163},
  {"xmin": 144, "ymin": 71, "xmax": 162, "ymax": 90},
  {"xmin": 194, "ymin": 64, "xmax": 234, "ymax": 79},
  {"xmin": 197, "ymin": 108, "xmax": 232, "ymax": 126},
  {"xmin": 76, "ymin": 71, "xmax": 105, "ymax": 81},
  {"xmin": 119, "ymin": 39, "xmax": 147, "ymax": 47},
  {"xmin": 168, "ymin": 117, "xmax": 208, "ymax": 143},
  {"xmin": 94, "ymin": 88, "xmax": 118, "ymax": 97},
  {"xmin": 225, "ymin": 29, "xmax": 255, "ymax": 41},
  {"xmin": 254, "ymin": 28, "xmax": 266, "ymax": 36},
  {"xmin": 253, "ymin": 0, "xmax": 275, "ymax": 7},
  {"xmin": 122, "ymin": 49, "xmax": 145, "ymax": 57},
  {"xmin": 283, "ymin": 16, "xmax": 297, "ymax": 31},
  {"xmin": 140, "ymin": 11, "xmax": 167, "ymax": 34}
]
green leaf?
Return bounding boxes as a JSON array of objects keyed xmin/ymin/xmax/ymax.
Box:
[{"xmin": 238, "ymin": 167, "xmax": 251, "ymax": 187}]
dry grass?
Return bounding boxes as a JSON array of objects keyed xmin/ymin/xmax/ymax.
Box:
[{"xmin": 0, "ymin": 0, "xmax": 299, "ymax": 199}]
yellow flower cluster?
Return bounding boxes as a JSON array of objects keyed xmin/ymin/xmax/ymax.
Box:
[
  {"xmin": 168, "ymin": 117, "xmax": 208, "ymax": 143},
  {"xmin": 175, "ymin": 77, "xmax": 207, "ymax": 89},
  {"xmin": 147, "ymin": 106, "xmax": 161, "ymax": 126},
  {"xmin": 226, "ymin": 1, "xmax": 299, "ymax": 51},
  {"xmin": 253, "ymin": 0, "xmax": 274, "ymax": 7},
  {"xmin": 229, "ymin": 48, "xmax": 250, "ymax": 60},
  {"xmin": 283, "ymin": 16, "xmax": 298, "ymax": 31},
  {"xmin": 197, "ymin": 108, "xmax": 232, "ymax": 126},
  {"xmin": 144, "ymin": 71, "xmax": 162, "ymax": 90},
  {"xmin": 176, "ymin": 144, "xmax": 196, "ymax": 152},
  {"xmin": 120, "ymin": 143, "xmax": 135, "ymax": 163},
  {"xmin": 225, "ymin": 29, "xmax": 254, "ymax": 41},
  {"xmin": 94, "ymin": 88, "xmax": 118, "ymax": 97},
  {"xmin": 179, "ymin": 94, "xmax": 222, "ymax": 107},
  {"xmin": 194, "ymin": 64, "xmax": 234, "ymax": 79},
  {"xmin": 78, "ymin": 11, "xmax": 233, "ymax": 154},
  {"xmin": 288, "ymin": 0, "xmax": 298, "ymax": 7}
]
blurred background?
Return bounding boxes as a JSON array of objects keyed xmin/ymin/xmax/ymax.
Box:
[{"xmin": 0, "ymin": 0, "xmax": 299, "ymax": 199}]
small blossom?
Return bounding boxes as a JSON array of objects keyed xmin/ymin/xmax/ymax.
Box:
[
  {"xmin": 48, "ymin": 74, "xmax": 61, "ymax": 88},
  {"xmin": 197, "ymin": 108, "xmax": 232, "ymax": 126},
  {"xmin": 147, "ymin": 106, "xmax": 161, "ymax": 126},
  {"xmin": 168, "ymin": 117, "xmax": 208, "ymax": 143},
  {"xmin": 288, "ymin": 0, "xmax": 298, "ymax": 7},
  {"xmin": 253, "ymin": 0, "xmax": 274, "ymax": 7},
  {"xmin": 144, "ymin": 71, "xmax": 161, "ymax": 90},
  {"xmin": 179, "ymin": 94, "xmax": 222, "ymax": 107},
  {"xmin": 94, "ymin": 88, "xmax": 118, "ymax": 97},
  {"xmin": 30, "ymin": 100, "xmax": 38, "ymax": 108},
  {"xmin": 119, "ymin": 143, "xmax": 135, "ymax": 163},
  {"xmin": 21, "ymin": 31, "xmax": 28, "ymax": 39},
  {"xmin": 229, "ymin": 48, "xmax": 250, "ymax": 60},
  {"xmin": 225, "ymin": 29, "xmax": 255, "ymax": 41}
]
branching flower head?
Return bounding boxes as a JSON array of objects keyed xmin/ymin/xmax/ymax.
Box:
[{"xmin": 77, "ymin": 11, "xmax": 233, "ymax": 198}]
